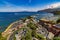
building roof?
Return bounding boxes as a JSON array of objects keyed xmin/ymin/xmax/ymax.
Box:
[
  {"xmin": 41, "ymin": 16, "xmax": 59, "ymax": 22},
  {"xmin": 54, "ymin": 24, "xmax": 60, "ymax": 28},
  {"xmin": 53, "ymin": 24, "xmax": 60, "ymax": 29}
]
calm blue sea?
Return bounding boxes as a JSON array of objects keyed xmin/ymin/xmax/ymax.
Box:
[{"xmin": 0, "ymin": 12, "xmax": 54, "ymax": 32}]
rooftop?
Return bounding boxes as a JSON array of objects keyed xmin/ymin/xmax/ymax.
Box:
[{"xmin": 53, "ymin": 24, "xmax": 60, "ymax": 29}]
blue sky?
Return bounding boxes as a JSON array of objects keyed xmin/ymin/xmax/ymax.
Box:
[{"xmin": 0, "ymin": 0, "xmax": 60, "ymax": 12}]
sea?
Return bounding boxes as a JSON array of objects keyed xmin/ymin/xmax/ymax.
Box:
[{"xmin": 0, "ymin": 12, "xmax": 54, "ymax": 32}]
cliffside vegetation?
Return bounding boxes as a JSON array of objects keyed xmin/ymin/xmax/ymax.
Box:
[
  {"xmin": 0, "ymin": 32, "xmax": 7, "ymax": 40},
  {"xmin": 53, "ymin": 37, "xmax": 60, "ymax": 40},
  {"xmin": 56, "ymin": 18, "xmax": 60, "ymax": 24},
  {"xmin": 53, "ymin": 11, "xmax": 60, "ymax": 15}
]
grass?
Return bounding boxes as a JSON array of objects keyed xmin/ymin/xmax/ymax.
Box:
[
  {"xmin": 53, "ymin": 37, "xmax": 60, "ymax": 40},
  {"xmin": 0, "ymin": 32, "xmax": 7, "ymax": 40}
]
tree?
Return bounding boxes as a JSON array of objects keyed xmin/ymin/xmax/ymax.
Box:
[
  {"xmin": 56, "ymin": 18, "xmax": 60, "ymax": 24},
  {"xmin": 0, "ymin": 32, "xmax": 7, "ymax": 40},
  {"xmin": 21, "ymin": 28, "xmax": 32, "ymax": 40},
  {"xmin": 53, "ymin": 37, "xmax": 60, "ymax": 40},
  {"xmin": 27, "ymin": 22, "xmax": 37, "ymax": 30}
]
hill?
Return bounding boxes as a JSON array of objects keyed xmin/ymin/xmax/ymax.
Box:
[{"xmin": 38, "ymin": 8, "xmax": 60, "ymax": 15}]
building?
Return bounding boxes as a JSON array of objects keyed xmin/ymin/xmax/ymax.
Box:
[
  {"xmin": 39, "ymin": 19, "xmax": 60, "ymax": 36},
  {"xmin": 52, "ymin": 24, "xmax": 60, "ymax": 36}
]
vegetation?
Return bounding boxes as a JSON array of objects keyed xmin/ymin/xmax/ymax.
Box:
[
  {"xmin": 21, "ymin": 16, "xmax": 33, "ymax": 22},
  {"xmin": 17, "ymin": 21, "xmax": 46, "ymax": 40},
  {"xmin": 27, "ymin": 22, "xmax": 46, "ymax": 40},
  {"xmin": 22, "ymin": 18, "xmax": 28, "ymax": 22},
  {"xmin": 13, "ymin": 34, "xmax": 16, "ymax": 40},
  {"xmin": 2, "ymin": 15, "xmax": 60, "ymax": 40},
  {"xmin": 0, "ymin": 32, "xmax": 7, "ymax": 40},
  {"xmin": 25, "ymin": 28, "xmax": 32, "ymax": 40},
  {"xmin": 53, "ymin": 37, "xmax": 60, "ymax": 40},
  {"xmin": 56, "ymin": 18, "xmax": 60, "ymax": 24},
  {"xmin": 53, "ymin": 11, "xmax": 60, "ymax": 15},
  {"xmin": 27, "ymin": 16, "xmax": 33, "ymax": 19},
  {"xmin": 13, "ymin": 36, "xmax": 16, "ymax": 40},
  {"xmin": 21, "ymin": 28, "xmax": 32, "ymax": 40},
  {"xmin": 36, "ymin": 33, "xmax": 46, "ymax": 40},
  {"xmin": 27, "ymin": 22, "xmax": 37, "ymax": 30}
]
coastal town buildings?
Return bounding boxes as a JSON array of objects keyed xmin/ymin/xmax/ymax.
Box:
[
  {"xmin": 39, "ymin": 18, "xmax": 60, "ymax": 37},
  {"xmin": 1, "ymin": 15, "xmax": 60, "ymax": 40}
]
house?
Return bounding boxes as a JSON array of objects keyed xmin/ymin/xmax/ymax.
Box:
[
  {"xmin": 39, "ymin": 19, "xmax": 60, "ymax": 36},
  {"xmin": 52, "ymin": 24, "xmax": 60, "ymax": 36}
]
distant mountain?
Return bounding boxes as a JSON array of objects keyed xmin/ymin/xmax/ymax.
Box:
[
  {"xmin": 38, "ymin": 8, "xmax": 60, "ymax": 13},
  {"xmin": 38, "ymin": 2, "xmax": 60, "ymax": 13},
  {"xmin": 37, "ymin": 7, "xmax": 60, "ymax": 15}
]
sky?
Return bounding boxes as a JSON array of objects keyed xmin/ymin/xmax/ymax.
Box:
[{"xmin": 0, "ymin": 0, "xmax": 60, "ymax": 12}]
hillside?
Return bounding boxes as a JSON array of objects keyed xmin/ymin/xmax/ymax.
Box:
[{"xmin": 39, "ymin": 8, "xmax": 60, "ymax": 15}]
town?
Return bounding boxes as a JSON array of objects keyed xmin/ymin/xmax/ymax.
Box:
[{"xmin": 1, "ymin": 14, "xmax": 60, "ymax": 40}]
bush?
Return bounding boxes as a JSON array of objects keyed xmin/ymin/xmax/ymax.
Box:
[
  {"xmin": 53, "ymin": 37, "xmax": 60, "ymax": 40},
  {"xmin": 0, "ymin": 32, "xmax": 7, "ymax": 40},
  {"xmin": 25, "ymin": 28, "xmax": 32, "ymax": 40},
  {"xmin": 56, "ymin": 18, "xmax": 60, "ymax": 24},
  {"xmin": 27, "ymin": 22, "xmax": 37, "ymax": 30},
  {"xmin": 35, "ymin": 33, "xmax": 46, "ymax": 40},
  {"xmin": 21, "ymin": 28, "xmax": 32, "ymax": 40}
]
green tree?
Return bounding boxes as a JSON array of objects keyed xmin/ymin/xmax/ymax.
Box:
[
  {"xmin": 0, "ymin": 32, "xmax": 7, "ymax": 40},
  {"xmin": 53, "ymin": 37, "xmax": 60, "ymax": 40},
  {"xmin": 21, "ymin": 28, "xmax": 32, "ymax": 40},
  {"xmin": 56, "ymin": 18, "xmax": 60, "ymax": 24},
  {"xmin": 27, "ymin": 22, "xmax": 37, "ymax": 30}
]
